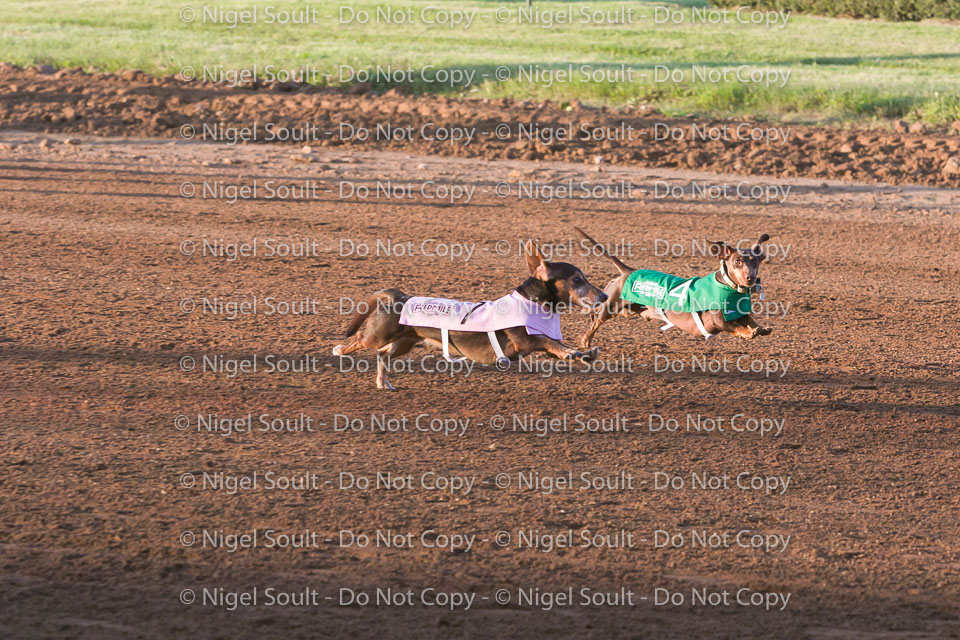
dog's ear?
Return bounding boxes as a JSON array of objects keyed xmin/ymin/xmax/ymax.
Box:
[
  {"xmin": 523, "ymin": 241, "xmax": 550, "ymax": 280},
  {"xmin": 752, "ymin": 234, "xmax": 770, "ymax": 262},
  {"xmin": 708, "ymin": 240, "xmax": 733, "ymax": 260}
]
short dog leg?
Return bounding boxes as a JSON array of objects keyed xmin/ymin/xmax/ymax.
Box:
[
  {"xmin": 579, "ymin": 309, "xmax": 611, "ymax": 350},
  {"xmin": 542, "ymin": 338, "xmax": 596, "ymax": 362},
  {"xmin": 376, "ymin": 344, "xmax": 396, "ymax": 391},
  {"xmin": 579, "ymin": 278, "xmax": 623, "ymax": 350},
  {"xmin": 511, "ymin": 332, "xmax": 588, "ymax": 362},
  {"xmin": 332, "ymin": 335, "xmax": 363, "ymax": 356},
  {"xmin": 731, "ymin": 315, "xmax": 773, "ymax": 339},
  {"xmin": 374, "ymin": 337, "xmax": 419, "ymax": 390},
  {"xmin": 748, "ymin": 313, "xmax": 774, "ymax": 336}
]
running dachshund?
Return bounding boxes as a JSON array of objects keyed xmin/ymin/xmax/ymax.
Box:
[
  {"xmin": 576, "ymin": 227, "xmax": 774, "ymax": 349},
  {"xmin": 333, "ymin": 241, "xmax": 609, "ymax": 390}
]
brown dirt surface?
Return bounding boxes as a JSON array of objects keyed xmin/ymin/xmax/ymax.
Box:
[
  {"xmin": 3, "ymin": 63, "xmax": 960, "ymax": 188},
  {"xmin": 0, "ymin": 126, "xmax": 959, "ymax": 640}
]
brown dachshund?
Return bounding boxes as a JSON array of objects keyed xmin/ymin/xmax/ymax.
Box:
[{"xmin": 334, "ymin": 241, "xmax": 609, "ymax": 390}]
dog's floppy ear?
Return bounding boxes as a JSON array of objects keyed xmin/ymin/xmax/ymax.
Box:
[
  {"xmin": 752, "ymin": 234, "xmax": 770, "ymax": 262},
  {"xmin": 523, "ymin": 241, "xmax": 550, "ymax": 280},
  {"xmin": 708, "ymin": 240, "xmax": 733, "ymax": 260}
]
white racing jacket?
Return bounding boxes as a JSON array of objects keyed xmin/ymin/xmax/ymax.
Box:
[{"xmin": 399, "ymin": 291, "xmax": 562, "ymax": 362}]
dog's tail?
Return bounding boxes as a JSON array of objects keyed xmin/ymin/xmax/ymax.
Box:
[
  {"xmin": 575, "ymin": 227, "xmax": 633, "ymax": 277},
  {"xmin": 345, "ymin": 289, "xmax": 399, "ymax": 337}
]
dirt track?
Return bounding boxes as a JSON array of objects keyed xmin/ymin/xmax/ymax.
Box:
[{"xmin": 1, "ymin": 129, "xmax": 959, "ymax": 639}]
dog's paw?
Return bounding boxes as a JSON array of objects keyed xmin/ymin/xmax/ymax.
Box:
[
  {"xmin": 332, "ymin": 345, "xmax": 343, "ymax": 356},
  {"xmin": 579, "ymin": 347, "xmax": 600, "ymax": 362},
  {"xmin": 741, "ymin": 326, "xmax": 773, "ymax": 339}
]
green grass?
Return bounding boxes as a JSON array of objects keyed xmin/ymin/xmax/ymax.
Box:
[{"xmin": 1, "ymin": 0, "xmax": 959, "ymax": 124}]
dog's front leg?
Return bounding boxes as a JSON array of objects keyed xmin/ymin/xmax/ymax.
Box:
[
  {"xmin": 746, "ymin": 314, "xmax": 774, "ymax": 336},
  {"xmin": 519, "ymin": 334, "xmax": 598, "ymax": 362},
  {"xmin": 729, "ymin": 315, "xmax": 773, "ymax": 339}
]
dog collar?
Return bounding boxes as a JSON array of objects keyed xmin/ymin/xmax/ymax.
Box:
[
  {"xmin": 719, "ymin": 262, "xmax": 764, "ymax": 299},
  {"xmin": 719, "ymin": 262, "xmax": 749, "ymax": 293}
]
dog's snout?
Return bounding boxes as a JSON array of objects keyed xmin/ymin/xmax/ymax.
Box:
[{"xmin": 598, "ymin": 292, "xmax": 609, "ymax": 304}]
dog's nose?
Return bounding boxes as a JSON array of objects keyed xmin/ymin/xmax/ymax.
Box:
[{"xmin": 598, "ymin": 292, "xmax": 609, "ymax": 303}]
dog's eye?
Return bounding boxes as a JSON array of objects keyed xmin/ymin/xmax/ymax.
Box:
[
  {"xmin": 735, "ymin": 259, "xmax": 741, "ymax": 265},
  {"xmin": 573, "ymin": 277, "xmax": 582, "ymax": 285}
]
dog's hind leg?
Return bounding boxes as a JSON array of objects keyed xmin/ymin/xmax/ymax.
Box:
[
  {"xmin": 375, "ymin": 345, "xmax": 395, "ymax": 391},
  {"xmin": 579, "ymin": 307, "xmax": 613, "ymax": 350},
  {"xmin": 375, "ymin": 337, "xmax": 419, "ymax": 391},
  {"xmin": 332, "ymin": 334, "xmax": 364, "ymax": 356},
  {"xmin": 578, "ymin": 278, "xmax": 623, "ymax": 350}
]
